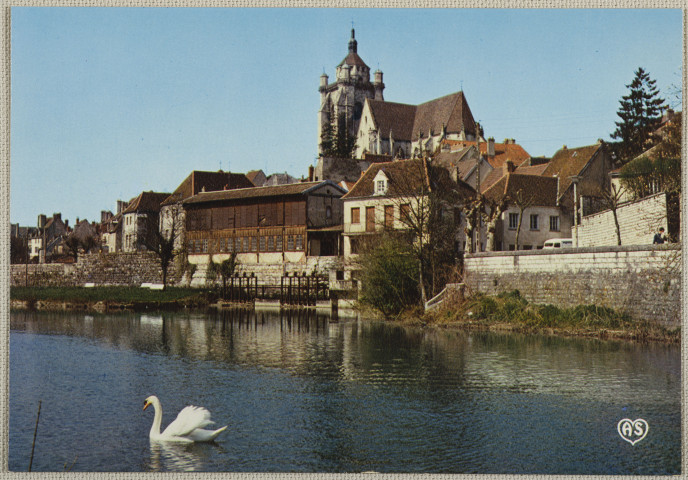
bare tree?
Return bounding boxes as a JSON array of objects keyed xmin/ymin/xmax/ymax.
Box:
[
  {"xmin": 599, "ymin": 183, "xmax": 626, "ymax": 246},
  {"xmin": 138, "ymin": 203, "xmax": 184, "ymax": 290},
  {"xmin": 512, "ymin": 189, "xmax": 535, "ymax": 250},
  {"xmin": 482, "ymin": 195, "xmax": 509, "ymax": 252}
]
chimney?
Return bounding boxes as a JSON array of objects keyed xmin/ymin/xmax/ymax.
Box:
[
  {"xmin": 487, "ymin": 137, "xmax": 495, "ymax": 157},
  {"xmin": 503, "ymin": 160, "xmax": 515, "ymax": 175},
  {"xmin": 76, "ymin": 217, "xmax": 80, "ymax": 225},
  {"xmin": 117, "ymin": 200, "xmax": 127, "ymax": 214},
  {"xmin": 562, "ymin": 145, "xmax": 567, "ymax": 150},
  {"xmin": 308, "ymin": 165, "xmax": 315, "ymax": 182},
  {"xmin": 53, "ymin": 213, "xmax": 61, "ymax": 222},
  {"xmin": 37, "ymin": 214, "xmax": 46, "ymax": 228}
]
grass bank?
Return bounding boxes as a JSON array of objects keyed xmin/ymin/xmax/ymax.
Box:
[
  {"xmin": 423, "ymin": 290, "xmax": 680, "ymax": 343},
  {"xmin": 11, "ymin": 286, "xmax": 212, "ymax": 311}
]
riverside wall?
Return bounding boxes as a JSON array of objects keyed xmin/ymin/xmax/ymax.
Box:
[
  {"xmin": 10, "ymin": 252, "xmax": 182, "ymax": 287},
  {"xmin": 463, "ymin": 245, "xmax": 681, "ymax": 328}
]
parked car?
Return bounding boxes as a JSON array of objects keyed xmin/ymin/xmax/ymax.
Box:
[{"xmin": 543, "ymin": 238, "xmax": 573, "ymax": 249}]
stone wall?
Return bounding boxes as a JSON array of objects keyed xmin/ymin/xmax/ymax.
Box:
[
  {"xmin": 573, "ymin": 193, "xmax": 667, "ymax": 247},
  {"xmin": 463, "ymin": 245, "xmax": 680, "ymax": 327},
  {"xmin": 11, "ymin": 252, "xmax": 182, "ymax": 287}
]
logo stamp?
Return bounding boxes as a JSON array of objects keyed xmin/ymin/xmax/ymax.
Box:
[{"xmin": 617, "ymin": 418, "xmax": 649, "ymax": 445}]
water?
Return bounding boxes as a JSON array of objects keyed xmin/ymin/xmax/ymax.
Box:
[{"xmin": 9, "ymin": 309, "xmax": 681, "ymax": 473}]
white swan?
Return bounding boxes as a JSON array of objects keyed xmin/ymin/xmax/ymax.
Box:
[{"xmin": 143, "ymin": 395, "xmax": 227, "ymax": 443}]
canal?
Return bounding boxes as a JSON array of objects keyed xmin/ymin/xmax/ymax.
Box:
[{"xmin": 9, "ymin": 309, "xmax": 681, "ymax": 473}]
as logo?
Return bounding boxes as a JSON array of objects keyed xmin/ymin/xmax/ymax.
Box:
[{"xmin": 617, "ymin": 418, "xmax": 649, "ymax": 445}]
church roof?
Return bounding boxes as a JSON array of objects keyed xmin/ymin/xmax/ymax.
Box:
[
  {"xmin": 364, "ymin": 91, "xmax": 477, "ymax": 142},
  {"xmin": 412, "ymin": 91, "xmax": 476, "ymax": 141},
  {"xmin": 367, "ymin": 99, "xmax": 417, "ymax": 141}
]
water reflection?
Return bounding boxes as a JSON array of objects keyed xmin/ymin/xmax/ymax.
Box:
[
  {"xmin": 9, "ymin": 309, "xmax": 681, "ymax": 474},
  {"xmin": 147, "ymin": 440, "xmax": 224, "ymax": 472}
]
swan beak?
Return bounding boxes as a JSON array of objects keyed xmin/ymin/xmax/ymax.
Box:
[{"xmin": 143, "ymin": 401, "xmax": 150, "ymax": 411}]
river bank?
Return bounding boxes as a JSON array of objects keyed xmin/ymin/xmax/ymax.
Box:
[{"xmin": 10, "ymin": 287, "xmax": 680, "ymax": 343}]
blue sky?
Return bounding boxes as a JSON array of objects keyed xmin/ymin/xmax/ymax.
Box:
[{"xmin": 10, "ymin": 7, "xmax": 683, "ymax": 226}]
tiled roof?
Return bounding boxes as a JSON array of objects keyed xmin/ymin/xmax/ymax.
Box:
[
  {"xmin": 515, "ymin": 163, "xmax": 549, "ymax": 176},
  {"xmin": 246, "ymin": 170, "xmax": 266, "ymax": 185},
  {"xmin": 442, "ymin": 139, "xmax": 531, "ymax": 169},
  {"xmin": 367, "ymin": 99, "xmax": 417, "ymax": 141},
  {"xmin": 122, "ymin": 191, "xmax": 171, "ymax": 214},
  {"xmin": 362, "ymin": 153, "xmax": 394, "ymax": 163},
  {"xmin": 184, "ymin": 181, "xmax": 344, "ymax": 205},
  {"xmin": 343, "ymin": 158, "xmax": 475, "ymax": 200},
  {"xmin": 479, "ymin": 167, "xmax": 506, "ymax": 193},
  {"xmin": 162, "ymin": 171, "xmax": 254, "ymax": 206},
  {"xmin": 412, "ymin": 91, "xmax": 476, "ymax": 141},
  {"xmin": 483, "ymin": 173, "xmax": 559, "ymax": 207},
  {"xmin": 541, "ymin": 143, "xmax": 603, "ymax": 197},
  {"xmin": 434, "ymin": 147, "xmax": 479, "ymax": 178},
  {"xmin": 338, "ymin": 51, "xmax": 369, "ymax": 69}
]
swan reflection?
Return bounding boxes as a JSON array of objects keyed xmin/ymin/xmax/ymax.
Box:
[{"xmin": 148, "ymin": 440, "xmax": 219, "ymax": 472}]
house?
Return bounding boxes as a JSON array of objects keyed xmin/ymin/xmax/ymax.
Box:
[
  {"xmin": 160, "ymin": 170, "xmax": 255, "ymax": 250},
  {"xmin": 246, "ymin": 170, "xmax": 267, "ymax": 187},
  {"xmin": 433, "ymin": 144, "xmax": 494, "ymax": 192},
  {"xmin": 341, "ymin": 157, "xmax": 476, "ymax": 258},
  {"xmin": 182, "ymin": 181, "xmax": 346, "ymax": 267},
  {"xmin": 482, "ymin": 170, "xmax": 569, "ymax": 251},
  {"xmin": 29, "ymin": 213, "xmax": 69, "ymax": 262},
  {"xmin": 121, "ymin": 191, "xmax": 171, "ymax": 252},
  {"xmin": 100, "ymin": 201, "xmax": 128, "ymax": 253},
  {"xmin": 540, "ymin": 140, "xmax": 615, "ymax": 218}
]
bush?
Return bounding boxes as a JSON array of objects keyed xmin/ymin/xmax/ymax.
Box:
[{"xmin": 358, "ymin": 234, "xmax": 420, "ymax": 317}]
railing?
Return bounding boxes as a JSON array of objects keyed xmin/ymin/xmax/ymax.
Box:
[
  {"xmin": 424, "ymin": 283, "xmax": 464, "ymax": 312},
  {"xmin": 217, "ymin": 274, "xmax": 330, "ymax": 306}
]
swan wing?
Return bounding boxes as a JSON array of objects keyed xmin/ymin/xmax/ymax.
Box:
[{"xmin": 161, "ymin": 405, "xmax": 214, "ymax": 438}]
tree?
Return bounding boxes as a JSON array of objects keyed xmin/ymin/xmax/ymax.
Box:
[
  {"xmin": 10, "ymin": 236, "xmax": 29, "ymax": 264},
  {"xmin": 358, "ymin": 233, "xmax": 420, "ymax": 317},
  {"xmin": 611, "ymin": 67, "xmax": 666, "ymax": 162},
  {"xmin": 599, "ymin": 184, "xmax": 625, "ymax": 246},
  {"xmin": 208, "ymin": 252, "xmax": 239, "ymax": 298},
  {"xmin": 512, "ymin": 189, "xmax": 535, "ymax": 250},
  {"xmin": 320, "ymin": 111, "xmax": 357, "ymax": 158},
  {"xmin": 482, "ymin": 195, "xmax": 509, "ymax": 252},
  {"xmin": 138, "ymin": 204, "xmax": 183, "ymax": 291}
]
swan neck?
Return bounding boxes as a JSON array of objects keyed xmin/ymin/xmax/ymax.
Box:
[{"xmin": 150, "ymin": 398, "xmax": 163, "ymax": 438}]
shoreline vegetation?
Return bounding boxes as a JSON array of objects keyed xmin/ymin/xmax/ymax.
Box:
[{"xmin": 10, "ymin": 287, "xmax": 679, "ymax": 344}]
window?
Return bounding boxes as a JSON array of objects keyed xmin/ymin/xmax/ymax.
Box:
[
  {"xmin": 530, "ymin": 214, "xmax": 539, "ymax": 230},
  {"xmin": 287, "ymin": 235, "xmax": 294, "ymax": 250},
  {"xmin": 259, "ymin": 236, "xmax": 266, "ymax": 252},
  {"xmin": 195, "ymin": 239, "xmax": 201, "ymax": 253},
  {"xmin": 351, "ymin": 207, "xmax": 360, "ymax": 224},
  {"xmin": 400, "ymin": 204, "xmax": 411, "ymax": 223},
  {"xmin": 268, "ymin": 236, "xmax": 274, "ymax": 251},
  {"xmin": 276, "ymin": 235, "xmax": 283, "ymax": 251},
  {"xmin": 227, "ymin": 238, "xmax": 234, "ymax": 252},
  {"xmin": 326, "ymin": 205, "xmax": 332, "ymax": 219},
  {"xmin": 350, "ymin": 238, "xmax": 360, "ymax": 255},
  {"xmin": 295, "ymin": 234, "xmax": 303, "ymax": 251},
  {"xmin": 219, "ymin": 238, "xmax": 225, "ymax": 252},
  {"xmin": 366, "ymin": 206, "xmax": 376, "ymax": 232},
  {"xmin": 384, "ymin": 205, "xmax": 394, "ymax": 229},
  {"xmin": 250, "ymin": 237, "xmax": 257, "ymax": 252},
  {"xmin": 243, "ymin": 237, "xmax": 249, "ymax": 252},
  {"xmin": 376, "ymin": 180, "xmax": 386, "ymax": 194},
  {"xmin": 202, "ymin": 239, "xmax": 208, "ymax": 253},
  {"xmin": 508, "ymin": 213, "xmax": 519, "ymax": 230},
  {"xmin": 549, "ymin": 215, "xmax": 560, "ymax": 232}
]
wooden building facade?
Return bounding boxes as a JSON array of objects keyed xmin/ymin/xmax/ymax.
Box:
[{"xmin": 183, "ymin": 181, "xmax": 346, "ymax": 264}]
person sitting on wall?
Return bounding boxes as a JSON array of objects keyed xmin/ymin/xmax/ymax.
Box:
[{"xmin": 653, "ymin": 227, "xmax": 666, "ymax": 244}]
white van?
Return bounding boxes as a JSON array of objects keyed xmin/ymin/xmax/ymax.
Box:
[{"xmin": 543, "ymin": 238, "xmax": 573, "ymax": 249}]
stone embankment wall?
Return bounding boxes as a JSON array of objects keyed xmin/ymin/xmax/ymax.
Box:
[
  {"xmin": 463, "ymin": 245, "xmax": 680, "ymax": 328},
  {"xmin": 11, "ymin": 253, "xmax": 182, "ymax": 287},
  {"xmin": 572, "ymin": 193, "xmax": 668, "ymax": 247}
]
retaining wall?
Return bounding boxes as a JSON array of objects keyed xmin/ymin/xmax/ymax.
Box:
[
  {"xmin": 10, "ymin": 252, "xmax": 182, "ymax": 287},
  {"xmin": 463, "ymin": 245, "xmax": 681, "ymax": 327}
]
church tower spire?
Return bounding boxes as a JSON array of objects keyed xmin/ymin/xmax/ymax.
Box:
[{"xmin": 348, "ymin": 28, "xmax": 357, "ymax": 53}]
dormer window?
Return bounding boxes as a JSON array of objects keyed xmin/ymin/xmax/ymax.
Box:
[{"xmin": 373, "ymin": 170, "xmax": 389, "ymax": 195}]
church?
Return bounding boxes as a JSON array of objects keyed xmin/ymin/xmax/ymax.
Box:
[{"xmin": 318, "ymin": 29, "xmax": 482, "ymax": 160}]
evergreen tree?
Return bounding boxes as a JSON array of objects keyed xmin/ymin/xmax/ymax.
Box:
[{"xmin": 611, "ymin": 67, "xmax": 665, "ymax": 163}]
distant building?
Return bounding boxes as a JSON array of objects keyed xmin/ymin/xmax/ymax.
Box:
[{"xmin": 121, "ymin": 191, "xmax": 171, "ymax": 252}]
